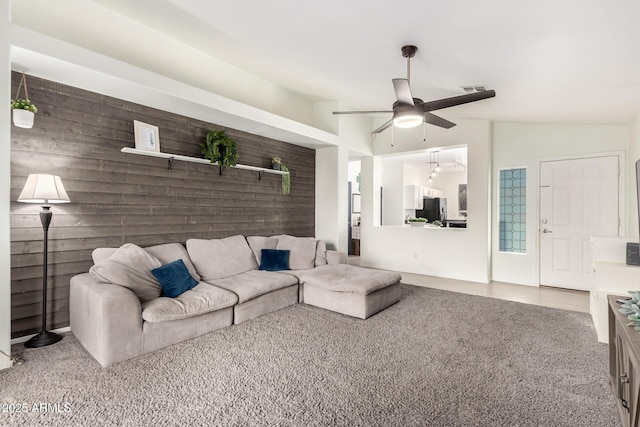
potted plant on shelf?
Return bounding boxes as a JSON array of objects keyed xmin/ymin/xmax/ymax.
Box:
[
  {"xmin": 11, "ymin": 98, "xmax": 37, "ymax": 129},
  {"xmin": 407, "ymin": 217, "xmax": 427, "ymax": 227},
  {"xmin": 272, "ymin": 156, "xmax": 282, "ymax": 171},
  {"xmin": 200, "ymin": 129, "xmax": 239, "ymax": 173}
]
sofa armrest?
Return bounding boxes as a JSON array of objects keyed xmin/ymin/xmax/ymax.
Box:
[
  {"xmin": 326, "ymin": 250, "xmax": 348, "ymax": 264},
  {"xmin": 70, "ymin": 273, "xmax": 144, "ymax": 367}
]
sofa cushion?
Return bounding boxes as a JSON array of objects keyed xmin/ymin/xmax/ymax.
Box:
[
  {"xmin": 89, "ymin": 243, "xmax": 163, "ymax": 303},
  {"xmin": 142, "ymin": 282, "xmax": 238, "ymax": 323},
  {"xmin": 301, "ymin": 264, "xmax": 402, "ymax": 296},
  {"xmin": 259, "ymin": 249, "xmax": 290, "ymax": 271},
  {"xmin": 315, "ymin": 240, "xmax": 327, "ymax": 266},
  {"xmin": 92, "ymin": 247, "xmax": 118, "ymax": 265},
  {"xmin": 327, "ymin": 250, "xmax": 348, "ymax": 265},
  {"xmin": 277, "ymin": 269, "xmax": 310, "ymax": 282},
  {"xmin": 144, "ymin": 243, "xmax": 201, "ymax": 281},
  {"xmin": 186, "ymin": 235, "xmax": 258, "ymax": 281},
  {"xmin": 276, "ymin": 235, "xmax": 317, "ymax": 270},
  {"xmin": 246, "ymin": 236, "xmax": 278, "ymax": 264},
  {"xmin": 151, "ymin": 259, "xmax": 198, "ymax": 298},
  {"xmin": 211, "ymin": 270, "xmax": 298, "ymax": 304},
  {"xmin": 92, "ymin": 243, "xmax": 201, "ymax": 281}
]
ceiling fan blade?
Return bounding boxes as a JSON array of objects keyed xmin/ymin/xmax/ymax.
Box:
[
  {"xmin": 372, "ymin": 119, "xmax": 393, "ymax": 134},
  {"xmin": 333, "ymin": 110, "xmax": 393, "ymax": 115},
  {"xmin": 392, "ymin": 78, "xmax": 414, "ymax": 105},
  {"xmin": 424, "ymin": 112, "xmax": 456, "ymax": 129},
  {"xmin": 422, "ymin": 89, "xmax": 496, "ymax": 112}
]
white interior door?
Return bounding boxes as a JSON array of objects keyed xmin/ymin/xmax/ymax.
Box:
[{"xmin": 539, "ymin": 156, "xmax": 619, "ymax": 290}]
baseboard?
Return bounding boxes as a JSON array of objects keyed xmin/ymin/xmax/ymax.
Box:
[
  {"xmin": 11, "ymin": 326, "xmax": 71, "ymax": 345},
  {"xmin": 0, "ymin": 354, "xmax": 13, "ymax": 370},
  {"xmin": 491, "ymin": 276, "xmax": 538, "ymax": 287}
]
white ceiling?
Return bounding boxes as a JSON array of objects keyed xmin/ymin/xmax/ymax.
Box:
[{"xmin": 54, "ymin": 1, "xmax": 640, "ymax": 126}]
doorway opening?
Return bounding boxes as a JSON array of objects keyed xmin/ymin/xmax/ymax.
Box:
[{"xmin": 348, "ymin": 160, "xmax": 362, "ymax": 256}]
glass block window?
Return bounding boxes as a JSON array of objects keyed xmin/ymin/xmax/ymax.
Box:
[{"xmin": 499, "ymin": 168, "xmax": 526, "ymax": 253}]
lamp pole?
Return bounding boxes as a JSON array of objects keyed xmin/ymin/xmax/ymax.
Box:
[
  {"xmin": 24, "ymin": 205, "xmax": 62, "ymax": 348},
  {"xmin": 18, "ymin": 174, "xmax": 70, "ymax": 348}
]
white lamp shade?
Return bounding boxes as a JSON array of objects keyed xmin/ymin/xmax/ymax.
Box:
[{"xmin": 18, "ymin": 174, "xmax": 71, "ymax": 204}]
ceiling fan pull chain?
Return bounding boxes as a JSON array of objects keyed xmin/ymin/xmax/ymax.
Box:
[
  {"xmin": 391, "ymin": 123, "xmax": 394, "ymax": 147},
  {"xmin": 423, "ymin": 122, "xmax": 426, "ymax": 142}
]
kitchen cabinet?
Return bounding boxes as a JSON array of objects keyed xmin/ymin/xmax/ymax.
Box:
[
  {"xmin": 423, "ymin": 187, "xmax": 444, "ymax": 199},
  {"xmin": 404, "ymin": 185, "xmax": 424, "ymax": 209}
]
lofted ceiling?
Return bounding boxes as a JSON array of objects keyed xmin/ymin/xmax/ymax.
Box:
[
  {"xmin": 383, "ymin": 146, "xmax": 467, "ymax": 173},
  {"xmin": 19, "ymin": 0, "xmax": 640, "ymax": 126}
]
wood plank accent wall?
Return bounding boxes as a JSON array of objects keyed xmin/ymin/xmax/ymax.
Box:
[{"xmin": 10, "ymin": 72, "xmax": 315, "ymax": 338}]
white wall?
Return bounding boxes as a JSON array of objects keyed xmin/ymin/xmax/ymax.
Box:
[
  {"xmin": 403, "ymin": 163, "xmax": 428, "ymax": 186},
  {"xmin": 1, "ymin": 1, "xmax": 12, "ymax": 370},
  {"xmin": 629, "ymin": 113, "xmax": 640, "ymax": 239},
  {"xmin": 315, "ymin": 145, "xmax": 349, "ymax": 251},
  {"xmin": 492, "ymin": 123, "xmax": 630, "ymax": 285},
  {"xmin": 313, "ymin": 101, "xmax": 339, "ymax": 135},
  {"xmin": 314, "ymin": 114, "xmax": 372, "ymax": 252},
  {"xmin": 380, "ymin": 158, "xmax": 404, "ymax": 226},
  {"xmin": 338, "ymin": 114, "xmax": 374, "ymax": 157},
  {"xmin": 361, "ymin": 120, "xmax": 492, "ymax": 283}
]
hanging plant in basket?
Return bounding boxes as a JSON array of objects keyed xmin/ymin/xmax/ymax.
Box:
[
  {"xmin": 281, "ymin": 164, "xmax": 290, "ymax": 195},
  {"xmin": 200, "ymin": 129, "xmax": 239, "ymax": 173},
  {"xmin": 11, "ymin": 73, "xmax": 37, "ymax": 129}
]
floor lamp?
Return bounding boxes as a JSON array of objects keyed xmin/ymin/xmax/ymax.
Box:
[{"xmin": 17, "ymin": 174, "xmax": 70, "ymax": 348}]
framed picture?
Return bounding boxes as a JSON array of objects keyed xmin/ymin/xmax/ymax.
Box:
[
  {"xmin": 134, "ymin": 120, "xmax": 160, "ymax": 152},
  {"xmin": 352, "ymin": 193, "xmax": 361, "ymax": 213}
]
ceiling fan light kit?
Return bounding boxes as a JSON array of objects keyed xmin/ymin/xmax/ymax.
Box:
[
  {"xmin": 333, "ymin": 45, "xmax": 496, "ymax": 136},
  {"xmin": 393, "ymin": 109, "xmax": 424, "ymax": 128}
]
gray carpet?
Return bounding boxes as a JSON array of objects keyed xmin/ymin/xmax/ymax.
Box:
[{"xmin": 0, "ymin": 285, "xmax": 619, "ymax": 426}]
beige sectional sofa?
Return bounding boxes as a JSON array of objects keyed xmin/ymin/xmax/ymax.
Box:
[{"xmin": 70, "ymin": 234, "xmax": 401, "ymax": 367}]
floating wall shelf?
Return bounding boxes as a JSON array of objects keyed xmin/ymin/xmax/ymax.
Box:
[{"xmin": 120, "ymin": 147, "xmax": 289, "ymax": 179}]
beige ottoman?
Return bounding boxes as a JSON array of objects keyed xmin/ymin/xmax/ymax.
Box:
[{"xmin": 301, "ymin": 264, "xmax": 401, "ymax": 319}]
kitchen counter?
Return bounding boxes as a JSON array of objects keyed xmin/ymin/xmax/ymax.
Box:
[{"xmin": 400, "ymin": 224, "xmax": 466, "ymax": 229}]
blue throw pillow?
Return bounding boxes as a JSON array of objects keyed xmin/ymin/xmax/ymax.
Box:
[
  {"xmin": 151, "ymin": 259, "xmax": 198, "ymax": 298},
  {"xmin": 259, "ymin": 249, "xmax": 290, "ymax": 271}
]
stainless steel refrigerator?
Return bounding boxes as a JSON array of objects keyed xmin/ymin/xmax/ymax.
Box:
[{"xmin": 416, "ymin": 197, "xmax": 447, "ymax": 222}]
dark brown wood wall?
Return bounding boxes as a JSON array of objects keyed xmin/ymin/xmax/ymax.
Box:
[{"xmin": 10, "ymin": 72, "xmax": 315, "ymax": 338}]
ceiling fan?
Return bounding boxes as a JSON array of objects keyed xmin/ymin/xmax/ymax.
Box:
[{"xmin": 332, "ymin": 45, "xmax": 496, "ymax": 135}]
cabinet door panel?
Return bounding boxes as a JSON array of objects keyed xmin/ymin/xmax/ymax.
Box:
[{"xmin": 630, "ymin": 348, "xmax": 640, "ymax": 427}]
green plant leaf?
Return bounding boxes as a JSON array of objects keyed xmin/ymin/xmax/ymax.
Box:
[
  {"xmin": 201, "ymin": 129, "xmax": 238, "ymax": 169},
  {"xmin": 10, "ymin": 98, "xmax": 37, "ymax": 113},
  {"xmin": 281, "ymin": 164, "xmax": 290, "ymax": 195}
]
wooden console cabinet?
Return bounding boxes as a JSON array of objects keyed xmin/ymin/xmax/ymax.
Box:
[{"xmin": 609, "ymin": 295, "xmax": 640, "ymax": 426}]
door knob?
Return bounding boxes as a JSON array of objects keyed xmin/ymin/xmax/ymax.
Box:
[{"xmin": 542, "ymin": 229, "xmax": 552, "ymax": 233}]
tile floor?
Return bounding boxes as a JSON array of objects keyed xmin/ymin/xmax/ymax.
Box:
[{"xmin": 348, "ymin": 256, "xmax": 589, "ymax": 313}]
